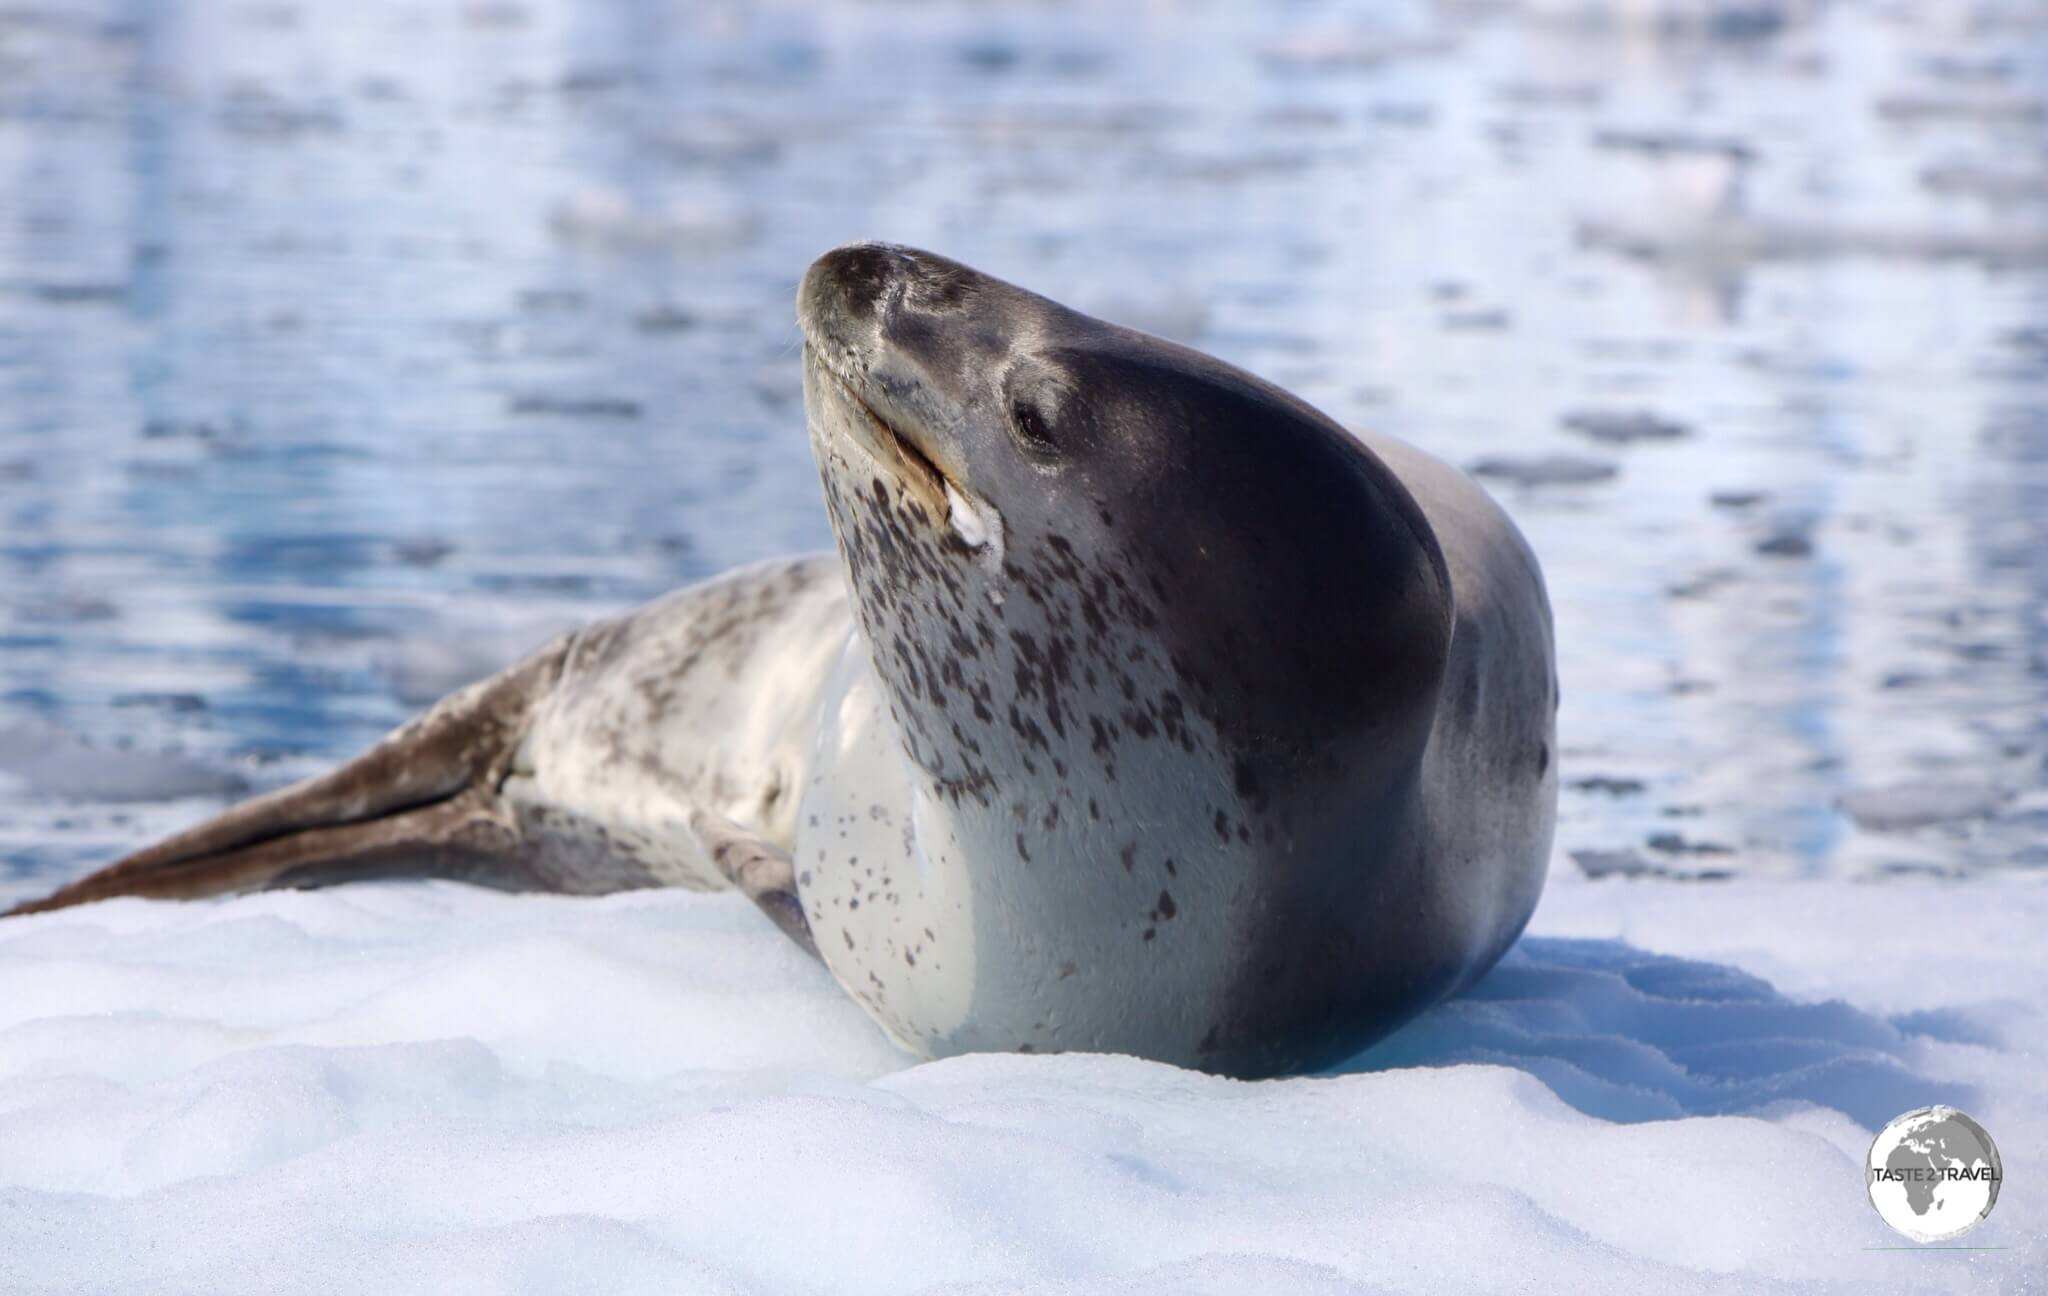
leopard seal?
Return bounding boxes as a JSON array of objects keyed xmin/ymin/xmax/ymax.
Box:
[{"xmin": 6, "ymin": 243, "xmax": 1557, "ymax": 1079}]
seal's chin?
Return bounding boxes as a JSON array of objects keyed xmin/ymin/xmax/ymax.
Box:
[{"xmin": 806, "ymin": 346, "xmax": 954, "ymax": 518}]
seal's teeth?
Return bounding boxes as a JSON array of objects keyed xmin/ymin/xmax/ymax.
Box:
[
  {"xmin": 944, "ymin": 480, "xmax": 1007, "ymax": 567},
  {"xmin": 944, "ymin": 481, "xmax": 988, "ymax": 547}
]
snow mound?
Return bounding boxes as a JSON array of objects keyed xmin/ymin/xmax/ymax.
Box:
[{"xmin": 0, "ymin": 874, "xmax": 2040, "ymax": 1294}]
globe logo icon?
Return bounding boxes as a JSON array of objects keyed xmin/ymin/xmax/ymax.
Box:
[{"xmin": 1866, "ymin": 1106, "xmax": 2002, "ymax": 1243}]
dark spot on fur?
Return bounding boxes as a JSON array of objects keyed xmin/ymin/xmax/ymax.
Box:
[{"xmin": 1232, "ymin": 757, "xmax": 1265, "ymax": 811}]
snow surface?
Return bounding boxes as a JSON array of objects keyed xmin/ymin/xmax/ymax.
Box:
[{"xmin": 1, "ymin": 869, "xmax": 2040, "ymax": 1294}]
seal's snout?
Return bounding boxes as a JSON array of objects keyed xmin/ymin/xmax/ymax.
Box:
[
  {"xmin": 799, "ymin": 242, "xmax": 912, "ymax": 342},
  {"xmin": 799, "ymin": 243, "xmax": 984, "ymax": 353}
]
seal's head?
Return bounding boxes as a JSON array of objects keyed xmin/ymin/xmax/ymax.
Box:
[{"xmin": 798, "ymin": 242, "xmax": 1457, "ymax": 1075}]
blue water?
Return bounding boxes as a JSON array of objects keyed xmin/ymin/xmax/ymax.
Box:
[{"xmin": 2, "ymin": 0, "xmax": 2045, "ymax": 896}]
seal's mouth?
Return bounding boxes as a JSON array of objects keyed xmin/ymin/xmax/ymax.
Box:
[
  {"xmin": 858, "ymin": 388, "xmax": 950, "ymax": 501},
  {"xmin": 801, "ymin": 339, "xmax": 1006, "ymax": 562},
  {"xmin": 809, "ymin": 348, "xmax": 953, "ymax": 508}
]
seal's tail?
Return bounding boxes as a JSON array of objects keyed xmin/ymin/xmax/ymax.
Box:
[{"xmin": 4, "ymin": 642, "xmax": 569, "ymax": 918}]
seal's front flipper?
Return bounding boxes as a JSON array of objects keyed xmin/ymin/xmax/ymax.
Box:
[
  {"xmin": 689, "ymin": 809, "xmax": 819, "ymax": 960},
  {"xmin": 3, "ymin": 640, "xmax": 573, "ymax": 917}
]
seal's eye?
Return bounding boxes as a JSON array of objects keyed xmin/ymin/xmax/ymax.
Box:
[{"xmin": 1010, "ymin": 399, "xmax": 1056, "ymax": 453}]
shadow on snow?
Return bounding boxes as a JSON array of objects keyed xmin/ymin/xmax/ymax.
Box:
[{"xmin": 1340, "ymin": 937, "xmax": 1980, "ymax": 1129}]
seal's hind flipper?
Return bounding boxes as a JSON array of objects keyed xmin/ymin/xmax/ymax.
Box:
[
  {"xmin": 3, "ymin": 639, "xmax": 572, "ymax": 917},
  {"xmin": 689, "ymin": 809, "xmax": 819, "ymax": 960},
  {"xmin": 7, "ymin": 555, "xmax": 853, "ymax": 921}
]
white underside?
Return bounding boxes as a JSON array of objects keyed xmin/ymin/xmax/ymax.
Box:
[{"xmin": 797, "ymin": 635, "xmax": 980, "ymax": 1051}]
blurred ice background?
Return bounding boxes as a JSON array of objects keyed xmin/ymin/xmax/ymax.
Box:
[{"xmin": 1, "ymin": 0, "xmax": 2046, "ymax": 901}]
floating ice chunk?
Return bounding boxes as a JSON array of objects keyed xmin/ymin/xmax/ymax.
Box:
[
  {"xmin": 0, "ymin": 720, "xmax": 248, "ymax": 803},
  {"xmin": 548, "ymin": 188, "xmax": 760, "ymax": 253},
  {"xmin": 1838, "ymin": 781, "xmax": 2010, "ymax": 832},
  {"xmin": 1083, "ymin": 289, "xmax": 1210, "ymax": 343},
  {"xmin": 1561, "ymin": 410, "xmax": 1693, "ymax": 445},
  {"xmin": 1469, "ymin": 453, "xmax": 1619, "ymax": 488}
]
